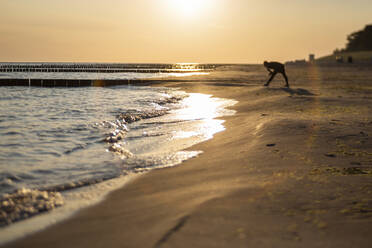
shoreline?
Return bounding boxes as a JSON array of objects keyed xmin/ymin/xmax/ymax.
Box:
[
  {"xmin": 0, "ymin": 174, "xmax": 141, "ymax": 245},
  {"xmin": 0, "ymin": 84, "xmax": 235, "ymax": 243},
  {"xmin": 4, "ymin": 65, "xmax": 372, "ymax": 247}
]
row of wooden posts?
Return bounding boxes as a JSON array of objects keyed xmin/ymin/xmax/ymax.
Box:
[
  {"xmin": 0, "ymin": 63, "xmax": 215, "ymax": 73},
  {"xmin": 0, "ymin": 68, "xmax": 205, "ymax": 73},
  {"xmin": 0, "ymin": 78, "xmax": 156, "ymax": 87}
]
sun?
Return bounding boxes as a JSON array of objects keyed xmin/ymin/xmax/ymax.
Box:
[{"xmin": 167, "ymin": 0, "xmax": 211, "ymax": 18}]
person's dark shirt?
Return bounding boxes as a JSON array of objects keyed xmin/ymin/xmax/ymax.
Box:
[{"xmin": 264, "ymin": 61, "xmax": 285, "ymax": 73}]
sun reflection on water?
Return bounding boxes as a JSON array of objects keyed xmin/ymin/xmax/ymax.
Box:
[
  {"xmin": 171, "ymin": 93, "xmax": 236, "ymax": 140},
  {"xmin": 176, "ymin": 93, "xmax": 228, "ymax": 119}
]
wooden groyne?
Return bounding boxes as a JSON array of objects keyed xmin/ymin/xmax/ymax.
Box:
[
  {"xmin": 0, "ymin": 63, "xmax": 215, "ymax": 73},
  {"xmin": 0, "ymin": 78, "xmax": 158, "ymax": 87},
  {"xmin": 0, "ymin": 63, "xmax": 217, "ymax": 87},
  {"xmin": 0, "ymin": 68, "xmax": 205, "ymax": 73}
]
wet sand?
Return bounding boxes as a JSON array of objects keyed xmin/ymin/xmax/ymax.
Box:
[{"xmin": 5, "ymin": 64, "xmax": 372, "ymax": 247}]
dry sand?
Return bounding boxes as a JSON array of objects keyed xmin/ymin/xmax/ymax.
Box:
[{"xmin": 4, "ymin": 64, "xmax": 372, "ymax": 248}]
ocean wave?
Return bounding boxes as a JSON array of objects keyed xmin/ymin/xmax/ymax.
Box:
[
  {"xmin": 64, "ymin": 144, "xmax": 86, "ymax": 155},
  {"xmin": 116, "ymin": 109, "xmax": 169, "ymax": 124},
  {"xmin": 101, "ymin": 109, "xmax": 173, "ymax": 159}
]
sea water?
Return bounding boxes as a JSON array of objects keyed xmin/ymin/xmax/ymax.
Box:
[
  {"xmin": 0, "ymin": 67, "xmax": 236, "ymax": 243},
  {"xmin": 0, "ymin": 86, "xmax": 235, "ymax": 195}
]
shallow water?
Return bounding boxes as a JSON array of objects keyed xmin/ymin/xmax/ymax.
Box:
[{"xmin": 0, "ymin": 85, "xmax": 236, "ymax": 196}]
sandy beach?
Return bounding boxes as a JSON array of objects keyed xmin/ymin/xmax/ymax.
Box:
[{"xmin": 4, "ymin": 64, "xmax": 372, "ymax": 247}]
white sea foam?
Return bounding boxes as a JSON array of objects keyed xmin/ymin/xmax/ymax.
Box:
[{"xmin": 0, "ymin": 174, "xmax": 139, "ymax": 245}]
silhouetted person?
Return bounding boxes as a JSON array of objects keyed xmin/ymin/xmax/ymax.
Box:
[{"xmin": 263, "ymin": 61, "xmax": 289, "ymax": 87}]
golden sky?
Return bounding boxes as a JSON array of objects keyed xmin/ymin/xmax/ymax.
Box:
[{"xmin": 0, "ymin": 0, "xmax": 371, "ymax": 63}]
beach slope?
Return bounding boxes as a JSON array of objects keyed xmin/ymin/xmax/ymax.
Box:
[{"xmin": 5, "ymin": 65, "xmax": 372, "ymax": 248}]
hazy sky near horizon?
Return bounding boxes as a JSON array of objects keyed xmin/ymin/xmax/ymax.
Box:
[{"xmin": 0, "ymin": 0, "xmax": 371, "ymax": 63}]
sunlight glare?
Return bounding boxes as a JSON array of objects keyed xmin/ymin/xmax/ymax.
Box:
[
  {"xmin": 167, "ymin": 0, "xmax": 211, "ymax": 18},
  {"xmin": 171, "ymin": 93, "xmax": 228, "ymax": 140}
]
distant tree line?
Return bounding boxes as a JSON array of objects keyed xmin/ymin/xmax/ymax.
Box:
[{"xmin": 334, "ymin": 24, "xmax": 372, "ymax": 54}]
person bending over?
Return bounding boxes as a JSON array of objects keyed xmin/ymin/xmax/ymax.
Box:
[{"xmin": 263, "ymin": 61, "xmax": 289, "ymax": 87}]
